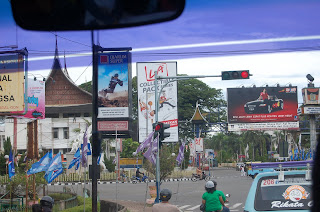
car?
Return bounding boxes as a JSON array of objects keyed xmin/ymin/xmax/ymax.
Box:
[
  {"xmin": 244, "ymin": 95, "xmax": 284, "ymax": 114},
  {"xmin": 244, "ymin": 170, "xmax": 312, "ymax": 212}
]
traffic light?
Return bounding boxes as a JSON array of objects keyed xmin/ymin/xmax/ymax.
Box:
[
  {"xmin": 152, "ymin": 122, "xmax": 171, "ymax": 147},
  {"xmin": 221, "ymin": 70, "xmax": 250, "ymax": 80}
]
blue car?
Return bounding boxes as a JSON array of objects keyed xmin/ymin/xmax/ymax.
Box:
[{"xmin": 244, "ymin": 170, "xmax": 312, "ymax": 212}]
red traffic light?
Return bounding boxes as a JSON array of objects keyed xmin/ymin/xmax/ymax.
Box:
[
  {"xmin": 241, "ymin": 71, "xmax": 249, "ymax": 79},
  {"xmin": 155, "ymin": 124, "xmax": 161, "ymax": 131},
  {"xmin": 221, "ymin": 70, "xmax": 250, "ymax": 80}
]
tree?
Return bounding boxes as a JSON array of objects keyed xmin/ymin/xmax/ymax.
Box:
[
  {"xmin": 103, "ymin": 154, "xmax": 115, "ymax": 172},
  {"xmin": 181, "ymin": 146, "xmax": 190, "ymax": 170},
  {"xmin": 120, "ymin": 138, "xmax": 140, "ymax": 158},
  {"xmin": 143, "ymin": 145, "xmax": 176, "ymax": 181}
]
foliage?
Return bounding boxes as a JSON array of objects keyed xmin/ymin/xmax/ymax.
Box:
[
  {"xmin": 61, "ymin": 196, "xmax": 100, "ymax": 212},
  {"xmin": 50, "ymin": 192, "xmax": 74, "ymax": 201},
  {"xmin": 17, "ymin": 152, "xmax": 26, "ymax": 174},
  {"xmin": 143, "ymin": 145, "xmax": 176, "ymax": 181},
  {"xmin": 78, "ymin": 81, "xmax": 92, "ymax": 94},
  {"xmin": 120, "ymin": 138, "xmax": 140, "ymax": 158},
  {"xmin": 0, "ymin": 137, "xmax": 13, "ymax": 175},
  {"xmin": 103, "ymin": 155, "xmax": 115, "ymax": 172},
  {"xmin": 181, "ymin": 146, "xmax": 190, "ymax": 170},
  {"xmin": 4, "ymin": 137, "xmax": 12, "ymax": 156}
]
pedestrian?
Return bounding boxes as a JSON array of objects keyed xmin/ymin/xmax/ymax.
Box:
[
  {"xmin": 240, "ymin": 165, "xmax": 245, "ymax": 177},
  {"xmin": 152, "ymin": 189, "xmax": 181, "ymax": 212},
  {"xmin": 201, "ymin": 181, "xmax": 229, "ymax": 212}
]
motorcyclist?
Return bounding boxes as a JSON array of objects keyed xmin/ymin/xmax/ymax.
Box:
[
  {"xmin": 32, "ymin": 196, "xmax": 54, "ymax": 212},
  {"xmin": 152, "ymin": 188, "xmax": 180, "ymax": 212},
  {"xmin": 202, "ymin": 181, "xmax": 229, "ymax": 212},
  {"xmin": 136, "ymin": 167, "xmax": 144, "ymax": 180}
]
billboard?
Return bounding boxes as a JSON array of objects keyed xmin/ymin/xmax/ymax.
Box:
[
  {"xmin": 137, "ymin": 62, "xmax": 178, "ymax": 142},
  {"xmin": 97, "ymin": 52, "xmax": 131, "ymax": 118},
  {"xmin": 195, "ymin": 137, "xmax": 204, "ymax": 152},
  {"xmin": 302, "ymin": 87, "xmax": 320, "ymax": 105},
  {"xmin": 0, "ymin": 54, "xmax": 25, "ymax": 112},
  {"xmin": 227, "ymin": 86, "xmax": 299, "ymax": 131},
  {"xmin": 11, "ymin": 78, "xmax": 45, "ymax": 119}
]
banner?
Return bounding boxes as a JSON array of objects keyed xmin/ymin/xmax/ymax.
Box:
[
  {"xmin": 302, "ymin": 87, "xmax": 320, "ymax": 105},
  {"xmin": 137, "ymin": 62, "xmax": 178, "ymax": 142},
  {"xmin": 0, "ymin": 54, "xmax": 25, "ymax": 112},
  {"xmin": 195, "ymin": 137, "xmax": 203, "ymax": 152},
  {"xmin": 227, "ymin": 86, "xmax": 298, "ymax": 130},
  {"xmin": 11, "ymin": 78, "xmax": 45, "ymax": 119},
  {"xmin": 97, "ymin": 52, "xmax": 131, "ymax": 118}
]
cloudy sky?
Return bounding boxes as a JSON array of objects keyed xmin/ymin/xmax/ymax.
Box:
[{"xmin": 1, "ymin": 0, "xmax": 320, "ymax": 104}]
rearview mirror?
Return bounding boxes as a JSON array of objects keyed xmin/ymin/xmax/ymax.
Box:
[{"xmin": 10, "ymin": 0, "xmax": 185, "ymax": 31}]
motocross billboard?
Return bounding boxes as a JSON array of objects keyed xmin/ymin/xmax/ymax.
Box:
[
  {"xmin": 137, "ymin": 62, "xmax": 178, "ymax": 143},
  {"xmin": 97, "ymin": 52, "xmax": 131, "ymax": 119},
  {"xmin": 227, "ymin": 86, "xmax": 299, "ymax": 131}
]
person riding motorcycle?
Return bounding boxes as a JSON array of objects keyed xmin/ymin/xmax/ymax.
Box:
[
  {"xmin": 201, "ymin": 181, "xmax": 229, "ymax": 212},
  {"xmin": 136, "ymin": 167, "xmax": 144, "ymax": 180}
]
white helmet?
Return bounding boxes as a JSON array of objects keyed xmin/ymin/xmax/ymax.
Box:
[{"xmin": 205, "ymin": 181, "xmax": 215, "ymax": 188}]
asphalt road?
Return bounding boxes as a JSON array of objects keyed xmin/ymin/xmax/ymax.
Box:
[{"xmin": 48, "ymin": 167, "xmax": 253, "ymax": 212}]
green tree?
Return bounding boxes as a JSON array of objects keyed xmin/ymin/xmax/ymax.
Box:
[
  {"xmin": 181, "ymin": 146, "xmax": 190, "ymax": 170},
  {"xmin": 143, "ymin": 145, "xmax": 176, "ymax": 181},
  {"xmin": 103, "ymin": 154, "xmax": 115, "ymax": 172},
  {"xmin": 120, "ymin": 138, "xmax": 140, "ymax": 158}
]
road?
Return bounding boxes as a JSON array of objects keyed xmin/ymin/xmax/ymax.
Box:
[{"xmin": 48, "ymin": 168, "xmax": 253, "ymax": 211}]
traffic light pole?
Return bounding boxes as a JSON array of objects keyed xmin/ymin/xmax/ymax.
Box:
[{"xmin": 154, "ymin": 73, "xmax": 222, "ymax": 203}]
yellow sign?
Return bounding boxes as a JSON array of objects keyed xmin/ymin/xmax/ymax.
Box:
[{"xmin": 0, "ymin": 54, "xmax": 25, "ymax": 112}]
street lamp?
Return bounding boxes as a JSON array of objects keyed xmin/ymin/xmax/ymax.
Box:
[{"xmin": 4, "ymin": 155, "xmax": 9, "ymax": 175}]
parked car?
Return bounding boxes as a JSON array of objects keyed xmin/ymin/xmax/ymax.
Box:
[
  {"xmin": 244, "ymin": 170, "xmax": 312, "ymax": 212},
  {"xmin": 244, "ymin": 95, "xmax": 284, "ymax": 114}
]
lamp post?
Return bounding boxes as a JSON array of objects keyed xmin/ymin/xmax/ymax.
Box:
[{"xmin": 4, "ymin": 155, "xmax": 9, "ymax": 176}]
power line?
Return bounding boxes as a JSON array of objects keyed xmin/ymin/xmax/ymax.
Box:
[{"xmin": 50, "ymin": 32, "xmax": 91, "ymax": 48}]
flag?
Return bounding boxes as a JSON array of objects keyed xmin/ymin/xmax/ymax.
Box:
[
  {"xmin": 45, "ymin": 152, "xmax": 63, "ymax": 183},
  {"xmin": 298, "ymin": 134, "xmax": 302, "ymax": 151},
  {"xmin": 68, "ymin": 148, "xmax": 80, "ymax": 169},
  {"xmin": 143, "ymin": 145, "xmax": 156, "ymax": 165},
  {"xmin": 81, "ymin": 124, "xmax": 89, "ymax": 168},
  {"xmin": 27, "ymin": 151, "xmax": 53, "ymax": 175},
  {"xmin": 8, "ymin": 150, "xmax": 15, "ymax": 180},
  {"xmin": 97, "ymin": 153, "xmax": 101, "ymax": 165},
  {"xmin": 134, "ymin": 131, "xmax": 154, "ymax": 154},
  {"xmin": 176, "ymin": 142, "xmax": 185, "ymax": 165}
]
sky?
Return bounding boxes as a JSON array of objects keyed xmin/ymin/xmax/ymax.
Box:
[{"xmin": 1, "ymin": 0, "xmax": 320, "ymax": 105}]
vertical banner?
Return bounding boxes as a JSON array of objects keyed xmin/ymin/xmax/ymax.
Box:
[
  {"xmin": 195, "ymin": 137, "xmax": 203, "ymax": 153},
  {"xmin": 97, "ymin": 52, "xmax": 131, "ymax": 118},
  {"xmin": 0, "ymin": 54, "xmax": 25, "ymax": 112},
  {"xmin": 137, "ymin": 62, "xmax": 178, "ymax": 143},
  {"xmin": 11, "ymin": 78, "xmax": 45, "ymax": 119}
]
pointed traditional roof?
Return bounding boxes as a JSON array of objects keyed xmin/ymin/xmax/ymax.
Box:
[
  {"xmin": 190, "ymin": 102, "xmax": 208, "ymax": 124},
  {"xmin": 45, "ymin": 37, "xmax": 92, "ymax": 110}
]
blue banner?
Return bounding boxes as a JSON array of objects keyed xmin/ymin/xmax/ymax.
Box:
[{"xmin": 8, "ymin": 150, "xmax": 15, "ymax": 180}]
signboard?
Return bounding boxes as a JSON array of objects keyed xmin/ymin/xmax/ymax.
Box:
[
  {"xmin": 189, "ymin": 140, "xmax": 196, "ymax": 157},
  {"xmin": 0, "ymin": 54, "xmax": 25, "ymax": 112},
  {"xmin": 227, "ymin": 86, "xmax": 299, "ymax": 131},
  {"xmin": 97, "ymin": 121, "xmax": 128, "ymax": 131},
  {"xmin": 302, "ymin": 87, "xmax": 320, "ymax": 105},
  {"xmin": 137, "ymin": 62, "xmax": 178, "ymax": 142},
  {"xmin": 299, "ymin": 106, "xmax": 320, "ymax": 115},
  {"xmin": 228, "ymin": 122, "xmax": 299, "ymax": 131},
  {"xmin": 97, "ymin": 52, "xmax": 131, "ymax": 118},
  {"xmin": 195, "ymin": 137, "xmax": 203, "ymax": 152},
  {"xmin": 11, "ymin": 78, "xmax": 45, "ymax": 119},
  {"xmin": 116, "ymin": 138, "xmax": 122, "ymax": 152}
]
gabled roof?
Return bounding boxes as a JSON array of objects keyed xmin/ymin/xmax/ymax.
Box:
[
  {"xmin": 190, "ymin": 102, "xmax": 208, "ymax": 123},
  {"xmin": 45, "ymin": 37, "xmax": 92, "ymax": 108}
]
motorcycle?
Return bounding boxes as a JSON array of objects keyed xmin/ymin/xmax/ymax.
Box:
[
  {"xmin": 132, "ymin": 174, "xmax": 149, "ymax": 184},
  {"xmin": 191, "ymin": 171, "xmax": 210, "ymax": 182}
]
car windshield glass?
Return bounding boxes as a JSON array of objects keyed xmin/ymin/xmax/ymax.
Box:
[{"xmin": 255, "ymin": 175, "xmax": 312, "ymax": 211}]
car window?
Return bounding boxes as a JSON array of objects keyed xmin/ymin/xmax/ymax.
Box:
[{"xmin": 255, "ymin": 175, "xmax": 312, "ymax": 211}]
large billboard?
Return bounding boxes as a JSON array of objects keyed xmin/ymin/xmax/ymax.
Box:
[
  {"xmin": 137, "ymin": 62, "xmax": 178, "ymax": 143},
  {"xmin": 97, "ymin": 52, "xmax": 131, "ymax": 119},
  {"xmin": 0, "ymin": 54, "xmax": 25, "ymax": 112},
  {"xmin": 227, "ymin": 86, "xmax": 299, "ymax": 131}
]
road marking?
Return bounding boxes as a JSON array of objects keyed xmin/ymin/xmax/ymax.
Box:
[
  {"xmin": 179, "ymin": 205, "xmax": 191, "ymax": 209},
  {"xmin": 187, "ymin": 204, "xmax": 200, "ymax": 210},
  {"xmin": 230, "ymin": 203, "xmax": 242, "ymax": 209}
]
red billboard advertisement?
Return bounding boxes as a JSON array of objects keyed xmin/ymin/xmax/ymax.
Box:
[{"xmin": 227, "ymin": 86, "xmax": 299, "ymax": 124}]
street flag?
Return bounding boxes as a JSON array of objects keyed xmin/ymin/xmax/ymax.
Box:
[
  {"xmin": 8, "ymin": 150, "xmax": 15, "ymax": 180},
  {"xmin": 134, "ymin": 131, "xmax": 154, "ymax": 155},
  {"xmin": 97, "ymin": 153, "xmax": 101, "ymax": 165},
  {"xmin": 143, "ymin": 145, "xmax": 156, "ymax": 165},
  {"xmin": 176, "ymin": 142, "xmax": 185, "ymax": 165},
  {"xmin": 45, "ymin": 152, "xmax": 63, "ymax": 183},
  {"xmin": 27, "ymin": 151, "xmax": 53, "ymax": 175},
  {"xmin": 81, "ymin": 124, "xmax": 89, "ymax": 168},
  {"xmin": 68, "ymin": 148, "xmax": 80, "ymax": 169}
]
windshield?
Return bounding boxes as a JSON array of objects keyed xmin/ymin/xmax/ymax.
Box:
[{"xmin": 255, "ymin": 175, "xmax": 312, "ymax": 211}]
